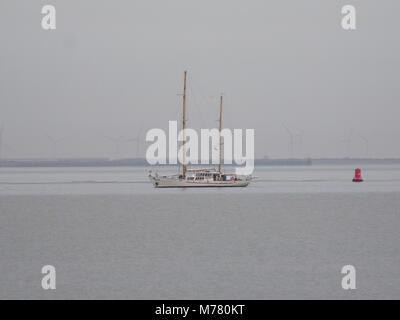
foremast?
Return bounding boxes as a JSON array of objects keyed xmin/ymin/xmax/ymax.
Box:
[
  {"xmin": 218, "ymin": 95, "xmax": 223, "ymax": 173},
  {"xmin": 182, "ymin": 71, "xmax": 187, "ymax": 178}
]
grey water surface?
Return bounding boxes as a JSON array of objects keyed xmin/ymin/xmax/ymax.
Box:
[{"xmin": 0, "ymin": 165, "xmax": 399, "ymax": 299}]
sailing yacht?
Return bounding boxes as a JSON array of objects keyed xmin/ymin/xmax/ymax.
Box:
[{"xmin": 148, "ymin": 71, "xmax": 253, "ymax": 188}]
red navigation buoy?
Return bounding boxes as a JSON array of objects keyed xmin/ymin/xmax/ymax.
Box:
[{"xmin": 352, "ymin": 168, "xmax": 363, "ymax": 182}]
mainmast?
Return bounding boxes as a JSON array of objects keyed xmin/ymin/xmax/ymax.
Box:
[
  {"xmin": 218, "ymin": 95, "xmax": 223, "ymax": 173},
  {"xmin": 182, "ymin": 71, "xmax": 187, "ymax": 178}
]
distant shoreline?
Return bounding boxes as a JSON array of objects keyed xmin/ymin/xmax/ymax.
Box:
[{"xmin": 1, "ymin": 158, "xmax": 400, "ymax": 168}]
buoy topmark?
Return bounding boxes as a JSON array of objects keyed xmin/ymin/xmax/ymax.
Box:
[{"xmin": 352, "ymin": 168, "xmax": 363, "ymax": 182}]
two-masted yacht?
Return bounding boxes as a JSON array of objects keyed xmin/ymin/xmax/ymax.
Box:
[{"xmin": 148, "ymin": 71, "xmax": 252, "ymax": 188}]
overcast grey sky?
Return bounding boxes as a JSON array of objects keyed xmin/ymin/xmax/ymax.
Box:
[{"xmin": 0, "ymin": 0, "xmax": 399, "ymax": 159}]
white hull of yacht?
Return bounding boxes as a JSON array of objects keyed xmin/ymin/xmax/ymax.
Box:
[{"xmin": 149, "ymin": 175, "xmax": 250, "ymax": 188}]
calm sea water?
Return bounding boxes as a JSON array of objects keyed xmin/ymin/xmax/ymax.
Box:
[{"xmin": 0, "ymin": 165, "xmax": 399, "ymax": 299}]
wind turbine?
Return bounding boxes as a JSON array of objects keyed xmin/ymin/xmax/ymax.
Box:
[
  {"xmin": 295, "ymin": 132, "xmax": 304, "ymax": 158},
  {"xmin": 0, "ymin": 125, "xmax": 16, "ymax": 162},
  {"xmin": 340, "ymin": 130, "xmax": 353, "ymax": 158},
  {"xmin": 360, "ymin": 135, "xmax": 369, "ymax": 158},
  {"xmin": 0, "ymin": 124, "xmax": 4, "ymax": 161},
  {"xmin": 125, "ymin": 128, "xmax": 143, "ymax": 158},
  {"xmin": 339, "ymin": 138, "xmax": 351, "ymax": 158},
  {"xmin": 104, "ymin": 135, "xmax": 126, "ymax": 159},
  {"xmin": 45, "ymin": 134, "xmax": 68, "ymax": 160},
  {"xmin": 135, "ymin": 128, "xmax": 143, "ymax": 157},
  {"xmin": 282, "ymin": 123, "xmax": 294, "ymax": 158}
]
